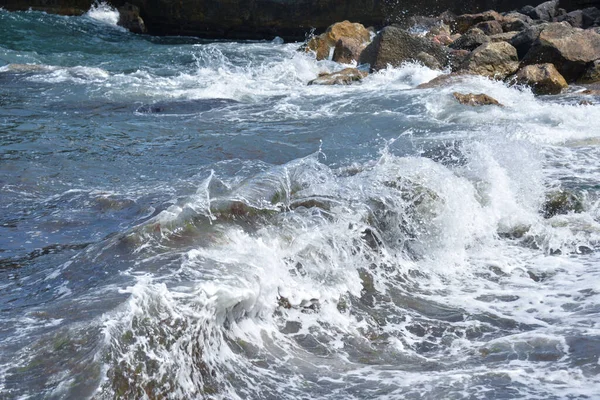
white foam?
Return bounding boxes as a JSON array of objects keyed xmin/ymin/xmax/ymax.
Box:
[{"xmin": 85, "ymin": 2, "xmax": 120, "ymax": 27}]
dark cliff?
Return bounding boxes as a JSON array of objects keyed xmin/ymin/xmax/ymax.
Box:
[{"xmin": 1, "ymin": 0, "xmax": 598, "ymax": 40}]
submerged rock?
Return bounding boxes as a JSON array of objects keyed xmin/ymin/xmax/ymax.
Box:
[
  {"xmin": 359, "ymin": 25, "xmax": 448, "ymax": 71},
  {"xmin": 416, "ymin": 72, "xmax": 472, "ymax": 89},
  {"xmin": 453, "ymin": 92, "xmax": 503, "ymax": 106},
  {"xmin": 521, "ymin": 22, "xmax": 600, "ymax": 82},
  {"xmin": 513, "ymin": 63, "xmax": 568, "ymax": 95},
  {"xmin": 459, "ymin": 41, "xmax": 519, "ymax": 79},
  {"xmin": 542, "ymin": 189, "xmax": 584, "ymax": 218},
  {"xmin": 308, "ymin": 68, "xmax": 368, "ymax": 85},
  {"xmin": 306, "ymin": 21, "xmax": 370, "ymax": 61}
]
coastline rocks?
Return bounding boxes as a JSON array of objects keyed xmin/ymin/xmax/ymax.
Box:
[
  {"xmin": 513, "ymin": 63, "xmax": 568, "ymax": 94},
  {"xmin": 417, "ymin": 73, "xmax": 472, "ymax": 89},
  {"xmin": 117, "ymin": 3, "xmax": 147, "ymax": 34},
  {"xmin": 359, "ymin": 25, "xmax": 448, "ymax": 71},
  {"xmin": 459, "ymin": 41, "xmax": 519, "ymax": 79},
  {"xmin": 521, "ymin": 22, "xmax": 600, "ymax": 82},
  {"xmin": 453, "ymin": 92, "xmax": 503, "ymax": 106},
  {"xmin": 306, "ymin": 21, "xmax": 370, "ymax": 61},
  {"xmin": 490, "ymin": 32, "xmax": 520, "ymax": 43},
  {"xmin": 501, "ymin": 14, "xmax": 532, "ymax": 32},
  {"xmin": 308, "ymin": 68, "xmax": 368, "ymax": 85}
]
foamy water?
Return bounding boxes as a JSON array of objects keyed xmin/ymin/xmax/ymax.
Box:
[{"xmin": 1, "ymin": 6, "xmax": 600, "ymax": 400}]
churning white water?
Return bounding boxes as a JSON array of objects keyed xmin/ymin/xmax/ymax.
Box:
[{"xmin": 1, "ymin": 7, "xmax": 600, "ymax": 400}]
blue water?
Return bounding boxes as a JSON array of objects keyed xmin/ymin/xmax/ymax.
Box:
[{"xmin": 2, "ymin": 6, "xmax": 600, "ymax": 400}]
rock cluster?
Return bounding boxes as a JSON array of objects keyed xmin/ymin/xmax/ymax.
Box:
[{"xmin": 304, "ymin": 0, "xmax": 600, "ymax": 96}]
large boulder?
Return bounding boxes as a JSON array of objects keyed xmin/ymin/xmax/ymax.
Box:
[
  {"xmin": 308, "ymin": 68, "xmax": 368, "ymax": 85},
  {"xmin": 582, "ymin": 7, "xmax": 600, "ymax": 28},
  {"xmin": 306, "ymin": 21, "xmax": 370, "ymax": 61},
  {"xmin": 521, "ymin": 22, "xmax": 600, "ymax": 82},
  {"xmin": 358, "ymin": 25, "xmax": 448, "ymax": 71},
  {"xmin": 501, "ymin": 12, "xmax": 533, "ymax": 32},
  {"xmin": 557, "ymin": 10, "xmax": 585, "ymax": 28},
  {"xmin": 513, "ymin": 63, "xmax": 568, "ymax": 94},
  {"xmin": 490, "ymin": 31, "xmax": 520, "ymax": 43},
  {"xmin": 453, "ymin": 92, "xmax": 503, "ymax": 106},
  {"xmin": 459, "ymin": 41, "xmax": 519, "ymax": 79}
]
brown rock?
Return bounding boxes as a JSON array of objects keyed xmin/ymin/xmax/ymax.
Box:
[
  {"xmin": 332, "ymin": 37, "xmax": 366, "ymax": 64},
  {"xmin": 459, "ymin": 41, "xmax": 519, "ymax": 79},
  {"xmin": 359, "ymin": 25, "xmax": 448, "ymax": 71},
  {"xmin": 449, "ymin": 49, "xmax": 472, "ymax": 71},
  {"xmin": 416, "ymin": 52, "xmax": 442, "ymax": 69},
  {"xmin": 453, "ymin": 92, "xmax": 503, "ymax": 106},
  {"xmin": 475, "ymin": 20, "xmax": 503, "ymax": 35},
  {"xmin": 308, "ymin": 68, "xmax": 368, "ymax": 85},
  {"xmin": 306, "ymin": 21, "xmax": 370, "ymax": 61},
  {"xmin": 449, "ymin": 31, "xmax": 490, "ymax": 51},
  {"xmin": 117, "ymin": 3, "xmax": 147, "ymax": 34},
  {"xmin": 521, "ymin": 22, "xmax": 600, "ymax": 82},
  {"xmin": 454, "ymin": 11, "xmax": 503, "ymax": 34},
  {"xmin": 501, "ymin": 16, "xmax": 531, "ymax": 32},
  {"xmin": 513, "ymin": 63, "xmax": 568, "ymax": 94}
]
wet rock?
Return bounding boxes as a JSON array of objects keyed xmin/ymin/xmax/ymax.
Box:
[
  {"xmin": 510, "ymin": 23, "xmax": 547, "ymax": 59},
  {"xmin": 358, "ymin": 25, "xmax": 448, "ymax": 71},
  {"xmin": 579, "ymin": 60, "xmax": 600, "ymax": 83},
  {"xmin": 117, "ymin": 3, "xmax": 147, "ymax": 34},
  {"xmin": 416, "ymin": 51, "xmax": 443, "ymax": 69},
  {"xmin": 308, "ymin": 68, "xmax": 368, "ymax": 85},
  {"xmin": 306, "ymin": 20, "xmax": 370, "ymax": 61},
  {"xmin": 521, "ymin": 22, "xmax": 600, "ymax": 82},
  {"xmin": 417, "ymin": 72, "xmax": 472, "ymax": 89},
  {"xmin": 475, "ymin": 20, "xmax": 503, "ymax": 35},
  {"xmin": 332, "ymin": 37, "xmax": 367, "ymax": 64},
  {"xmin": 431, "ymin": 34, "xmax": 455, "ymax": 46},
  {"xmin": 449, "ymin": 31, "xmax": 490, "ymax": 51},
  {"xmin": 449, "ymin": 49, "xmax": 472, "ymax": 71},
  {"xmin": 459, "ymin": 41, "xmax": 519, "ymax": 79},
  {"xmin": 489, "ymin": 31, "xmax": 520, "ymax": 43},
  {"xmin": 453, "ymin": 92, "xmax": 503, "ymax": 106},
  {"xmin": 525, "ymin": 0, "xmax": 559, "ymax": 21},
  {"xmin": 513, "ymin": 63, "xmax": 568, "ymax": 95},
  {"xmin": 542, "ymin": 189, "xmax": 584, "ymax": 218},
  {"xmin": 453, "ymin": 11, "xmax": 503, "ymax": 34}
]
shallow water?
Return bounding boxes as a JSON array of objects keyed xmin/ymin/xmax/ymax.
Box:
[{"xmin": 1, "ymin": 5, "xmax": 600, "ymax": 400}]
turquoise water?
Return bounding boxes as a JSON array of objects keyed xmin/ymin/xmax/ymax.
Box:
[{"xmin": 1, "ymin": 6, "xmax": 600, "ymax": 399}]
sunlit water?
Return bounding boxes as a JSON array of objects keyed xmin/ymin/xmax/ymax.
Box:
[{"xmin": 1, "ymin": 5, "xmax": 600, "ymax": 400}]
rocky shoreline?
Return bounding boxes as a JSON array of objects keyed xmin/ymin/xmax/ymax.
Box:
[{"xmin": 304, "ymin": 0, "xmax": 600, "ymax": 104}]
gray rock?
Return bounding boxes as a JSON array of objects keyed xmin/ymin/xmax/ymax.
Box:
[
  {"xmin": 117, "ymin": 3, "xmax": 146, "ymax": 34},
  {"xmin": 557, "ymin": 10, "xmax": 584, "ymax": 29},
  {"xmin": 359, "ymin": 25, "xmax": 448, "ymax": 71},
  {"xmin": 501, "ymin": 17, "xmax": 530, "ymax": 32},
  {"xmin": 582, "ymin": 7, "xmax": 600, "ymax": 28},
  {"xmin": 332, "ymin": 37, "xmax": 366, "ymax": 64},
  {"xmin": 526, "ymin": 0, "xmax": 559, "ymax": 21},
  {"xmin": 510, "ymin": 23, "xmax": 547, "ymax": 59},
  {"xmin": 542, "ymin": 190, "xmax": 584, "ymax": 218}
]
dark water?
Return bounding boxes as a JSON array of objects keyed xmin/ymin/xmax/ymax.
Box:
[{"xmin": 1, "ymin": 5, "xmax": 600, "ymax": 399}]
